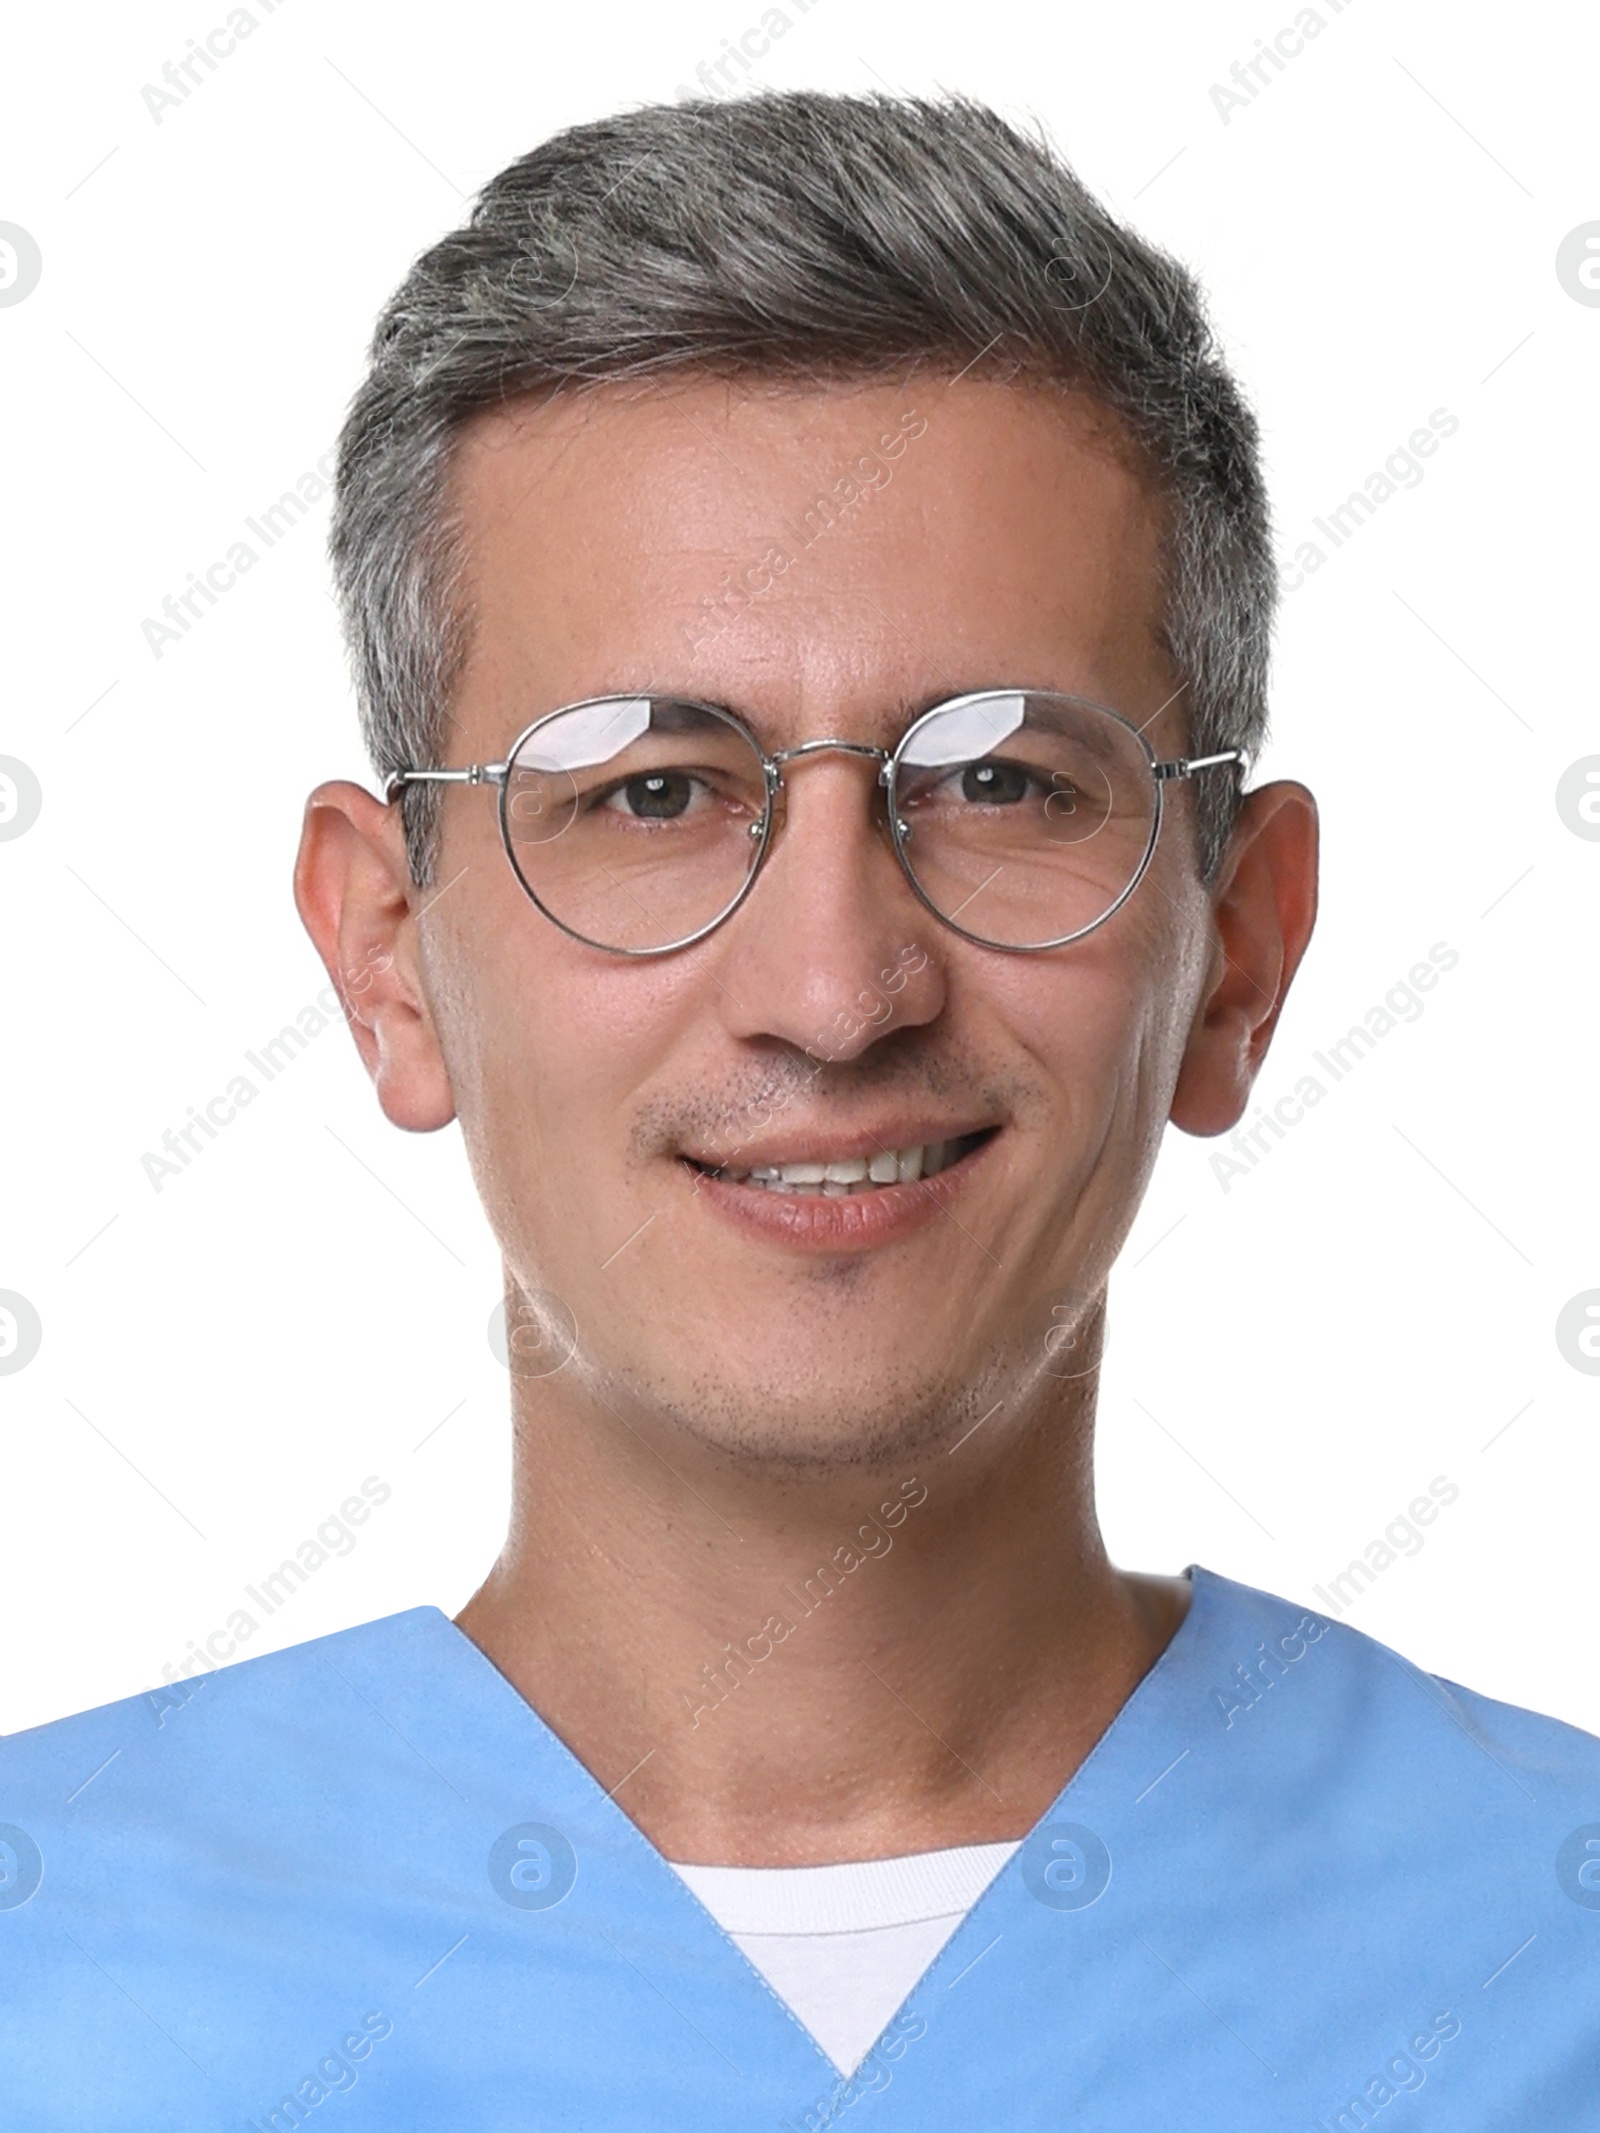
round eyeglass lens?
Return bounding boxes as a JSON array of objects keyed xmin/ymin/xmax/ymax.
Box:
[
  {"xmin": 501, "ymin": 697, "xmax": 769, "ymax": 952},
  {"xmin": 888, "ymin": 691, "xmax": 1159, "ymax": 948}
]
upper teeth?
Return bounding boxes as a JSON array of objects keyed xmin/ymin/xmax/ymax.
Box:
[{"xmin": 711, "ymin": 1141, "xmax": 967, "ymax": 1192}]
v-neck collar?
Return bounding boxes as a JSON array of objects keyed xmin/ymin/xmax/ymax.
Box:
[{"xmin": 421, "ymin": 1560, "xmax": 1217, "ymax": 2097}]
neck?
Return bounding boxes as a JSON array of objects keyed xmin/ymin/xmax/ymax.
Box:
[{"xmin": 455, "ymin": 1358, "xmax": 1190, "ymax": 1867}]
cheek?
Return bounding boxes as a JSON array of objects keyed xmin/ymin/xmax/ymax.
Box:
[
  {"xmin": 979, "ymin": 910, "xmax": 1196, "ymax": 1177},
  {"xmin": 981, "ymin": 904, "xmax": 1176, "ymax": 1081},
  {"xmin": 440, "ymin": 969, "xmax": 636, "ymax": 1274},
  {"xmin": 431, "ymin": 914, "xmax": 700, "ymax": 1206}
]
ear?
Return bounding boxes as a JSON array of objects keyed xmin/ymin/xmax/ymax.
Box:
[
  {"xmin": 292, "ymin": 781, "xmax": 457, "ymax": 1132},
  {"xmin": 1169, "ymin": 780, "xmax": 1319, "ymax": 1137}
]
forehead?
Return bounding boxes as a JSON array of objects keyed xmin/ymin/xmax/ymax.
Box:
[{"xmin": 443, "ymin": 374, "xmax": 1177, "ymax": 747}]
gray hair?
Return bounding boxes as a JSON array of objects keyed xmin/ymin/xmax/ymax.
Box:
[{"xmin": 329, "ymin": 90, "xmax": 1275, "ymax": 888}]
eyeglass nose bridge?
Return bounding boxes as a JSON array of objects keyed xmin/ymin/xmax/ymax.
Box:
[
  {"xmin": 753, "ymin": 737, "xmax": 899, "ymax": 844},
  {"xmin": 765, "ymin": 737, "xmax": 894, "ymax": 781}
]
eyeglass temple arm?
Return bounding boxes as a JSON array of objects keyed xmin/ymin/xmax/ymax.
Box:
[
  {"xmin": 382, "ymin": 764, "xmax": 508, "ymax": 804},
  {"xmin": 1151, "ymin": 749, "xmax": 1244, "ymax": 782}
]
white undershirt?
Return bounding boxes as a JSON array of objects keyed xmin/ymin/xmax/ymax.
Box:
[{"xmin": 667, "ymin": 1842, "xmax": 1020, "ymax": 2075}]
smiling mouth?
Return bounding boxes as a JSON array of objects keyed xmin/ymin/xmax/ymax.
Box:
[{"xmin": 685, "ymin": 1128, "xmax": 998, "ymax": 1196}]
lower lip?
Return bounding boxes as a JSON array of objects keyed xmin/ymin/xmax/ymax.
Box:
[{"xmin": 681, "ymin": 1135, "xmax": 998, "ymax": 1254}]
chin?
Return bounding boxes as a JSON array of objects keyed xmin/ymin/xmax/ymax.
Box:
[{"xmin": 608, "ymin": 1357, "xmax": 981, "ymax": 1476}]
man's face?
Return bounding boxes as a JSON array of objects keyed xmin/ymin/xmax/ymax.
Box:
[{"xmin": 409, "ymin": 377, "xmax": 1220, "ymax": 1466}]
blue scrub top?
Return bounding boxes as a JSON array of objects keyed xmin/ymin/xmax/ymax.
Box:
[{"xmin": 2, "ymin": 1565, "xmax": 1597, "ymax": 2129}]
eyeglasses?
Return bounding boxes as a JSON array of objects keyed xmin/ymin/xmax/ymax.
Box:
[{"xmin": 384, "ymin": 689, "xmax": 1241, "ymax": 957}]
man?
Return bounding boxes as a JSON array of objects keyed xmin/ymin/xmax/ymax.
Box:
[{"xmin": 2, "ymin": 92, "xmax": 1595, "ymax": 2131}]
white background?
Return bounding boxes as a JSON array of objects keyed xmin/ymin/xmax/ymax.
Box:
[{"xmin": 2, "ymin": 0, "xmax": 1595, "ymax": 1737}]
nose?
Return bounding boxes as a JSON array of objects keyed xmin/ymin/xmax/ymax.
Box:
[{"xmin": 711, "ymin": 748, "xmax": 945, "ymax": 1062}]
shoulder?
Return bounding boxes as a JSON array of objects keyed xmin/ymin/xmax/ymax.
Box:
[
  {"xmin": 1189, "ymin": 1565, "xmax": 1600, "ymax": 1804},
  {"xmin": 0, "ymin": 1604, "xmax": 454, "ymax": 1799}
]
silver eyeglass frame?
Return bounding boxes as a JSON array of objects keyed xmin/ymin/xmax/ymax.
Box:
[{"xmin": 382, "ymin": 689, "xmax": 1243, "ymax": 958}]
